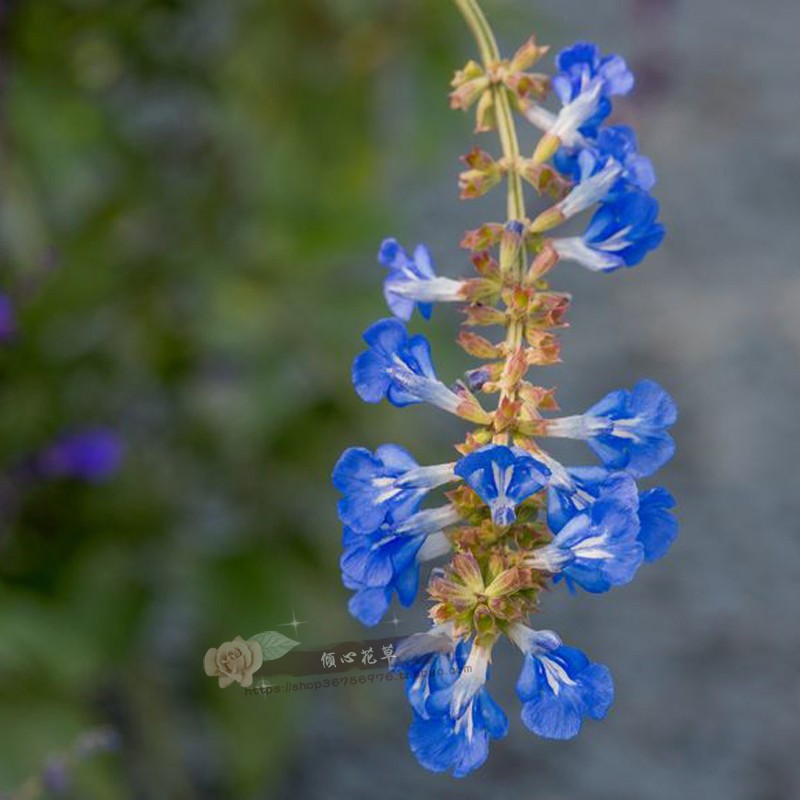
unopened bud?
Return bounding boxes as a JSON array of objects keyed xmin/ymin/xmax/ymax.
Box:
[
  {"xmin": 530, "ymin": 204, "xmax": 566, "ymax": 233},
  {"xmin": 508, "ymin": 37, "xmax": 550, "ymax": 73},
  {"xmin": 461, "ymin": 224, "xmax": 504, "ymax": 251},
  {"xmin": 457, "ymin": 331, "xmax": 501, "ymax": 359},
  {"xmin": 531, "ymin": 131, "xmax": 561, "ymax": 165},
  {"xmin": 526, "ymin": 242, "xmax": 560, "ymax": 282},
  {"xmin": 463, "ymin": 304, "xmax": 507, "ymax": 327}
]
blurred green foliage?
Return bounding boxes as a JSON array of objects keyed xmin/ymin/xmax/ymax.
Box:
[{"xmin": 0, "ymin": 0, "xmax": 477, "ymax": 796}]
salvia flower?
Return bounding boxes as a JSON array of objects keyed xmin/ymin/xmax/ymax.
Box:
[
  {"xmin": 455, "ymin": 444, "xmax": 550, "ymax": 526},
  {"xmin": 526, "ymin": 497, "xmax": 643, "ymax": 592},
  {"xmin": 553, "ymin": 126, "xmax": 656, "ymax": 195},
  {"xmin": 37, "ymin": 428, "xmax": 124, "ymax": 483},
  {"xmin": 545, "ymin": 460, "xmax": 639, "ymax": 531},
  {"xmin": 379, "ymin": 239, "xmax": 467, "ymax": 321},
  {"xmin": 548, "ymin": 464, "xmax": 678, "ymax": 563},
  {"xmin": 543, "ymin": 380, "xmax": 678, "ymax": 478},
  {"xmin": 336, "ymin": 3, "xmax": 678, "ymax": 776},
  {"xmin": 333, "ymin": 444, "xmax": 456, "ymax": 533},
  {"xmin": 533, "ymin": 42, "xmax": 634, "ymax": 163},
  {"xmin": 509, "ymin": 624, "xmax": 614, "ymax": 740},
  {"xmin": 352, "ymin": 318, "xmax": 458, "ymax": 411},
  {"xmin": 551, "ymin": 190, "xmax": 665, "ymax": 272},
  {"xmin": 341, "ymin": 506, "xmax": 458, "ymax": 625},
  {"xmin": 400, "ymin": 637, "xmax": 508, "ymax": 777}
]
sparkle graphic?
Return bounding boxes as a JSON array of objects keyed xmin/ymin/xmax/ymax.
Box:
[
  {"xmin": 384, "ymin": 613, "xmax": 402, "ymax": 630},
  {"xmin": 279, "ymin": 607, "xmax": 307, "ymax": 638}
]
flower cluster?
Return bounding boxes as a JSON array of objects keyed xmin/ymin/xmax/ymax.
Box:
[{"xmin": 333, "ymin": 1, "xmax": 676, "ymax": 777}]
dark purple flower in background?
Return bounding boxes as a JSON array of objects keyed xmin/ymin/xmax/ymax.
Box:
[
  {"xmin": 37, "ymin": 428, "xmax": 124, "ymax": 483},
  {"xmin": 41, "ymin": 757, "xmax": 70, "ymax": 794},
  {"xmin": 0, "ymin": 293, "xmax": 16, "ymax": 342}
]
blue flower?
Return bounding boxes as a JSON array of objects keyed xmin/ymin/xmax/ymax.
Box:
[
  {"xmin": 553, "ymin": 191, "xmax": 665, "ymax": 273},
  {"xmin": 548, "ymin": 464, "xmax": 678, "ymax": 562},
  {"xmin": 510, "ymin": 625, "xmax": 614, "ymax": 740},
  {"xmin": 352, "ymin": 318, "xmax": 463, "ymax": 413},
  {"xmin": 544, "ymin": 380, "xmax": 677, "ymax": 478},
  {"xmin": 529, "ymin": 497, "xmax": 643, "ymax": 593},
  {"xmin": 638, "ymin": 486, "xmax": 678, "ymax": 562},
  {"xmin": 342, "ymin": 506, "xmax": 457, "ymax": 626},
  {"xmin": 547, "ymin": 464, "xmax": 638, "ymax": 532},
  {"xmin": 37, "ymin": 428, "xmax": 124, "ymax": 483},
  {"xmin": 552, "ymin": 42, "xmax": 634, "ymax": 138},
  {"xmin": 455, "ymin": 444, "xmax": 550, "ymax": 526},
  {"xmin": 333, "ymin": 444, "xmax": 456, "ymax": 534},
  {"xmin": 400, "ymin": 639, "xmax": 508, "ymax": 777},
  {"xmin": 582, "ymin": 379, "xmax": 677, "ymax": 477},
  {"xmin": 533, "ymin": 132, "xmax": 659, "ymax": 232},
  {"xmin": 554, "ymin": 126, "xmax": 655, "ymax": 195},
  {"xmin": 379, "ymin": 239, "xmax": 465, "ymax": 322}
]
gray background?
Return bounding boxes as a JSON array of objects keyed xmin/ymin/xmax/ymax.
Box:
[{"xmin": 276, "ymin": 1, "xmax": 800, "ymax": 798}]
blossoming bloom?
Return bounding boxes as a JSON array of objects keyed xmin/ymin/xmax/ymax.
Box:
[
  {"xmin": 379, "ymin": 239, "xmax": 468, "ymax": 321},
  {"xmin": 551, "ymin": 191, "xmax": 665, "ymax": 272},
  {"xmin": 543, "ymin": 380, "xmax": 678, "ymax": 478},
  {"xmin": 397, "ymin": 635, "xmax": 508, "ymax": 777},
  {"xmin": 526, "ymin": 497, "xmax": 644, "ymax": 593},
  {"xmin": 547, "ymin": 464, "xmax": 678, "ymax": 562},
  {"xmin": 352, "ymin": 318, "xmax": 489, "ymax": 425},
  {"xmin": 334, "ymin": 1, "xmax": 677, "ymax": 775},
  {"xmin": 455, "ymin": 444, "xmax": 550, "ymax": 525},
  {"xmin": 553, "ymin": 126, "xmax": 656, "ymax": 196},
  {"xmin": 341, "ymin": 506, "xmax": 457, "ymax": 625},
  {"xmin": 36, "ymin": 428, "xmax": 124, "ymax": 483},
  {"xmin": 333, "ymin": 444, "xmax": 457, "ymax": 533},
  {"xmin": 532, "ymin": 42, "xmax": 634, "ymax": 163},
  {"xmin": 509, "ymin": 624, "xmax": 613, "ymax": 740}
]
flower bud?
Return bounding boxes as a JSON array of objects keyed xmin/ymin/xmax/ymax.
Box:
[{"xmin": 461, "ymin": 223, "xmax": 504, "ymax": 251}]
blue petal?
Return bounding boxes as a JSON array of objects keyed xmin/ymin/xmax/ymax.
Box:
[
  {"xmin": 413, "ymin": 244, "xmax": 436, "ymax": 279},
  {"xmin": 638, "ymin": 487, "xmax": 678, "ymax": 562},
  {"xmin": 408, "ymin": 714, "xmax": 460, "ymax": 774},
  {"xmin": 348, "ymin": 586, "xmax": 392, "ymax": 626},
  {"xmin": 352, "ymin": 350, "xmax": 390, "ymax": 403},
  {"xmin": 394, "ymin": 562, "xmax": 421, "ymax": 607},
  {"xmin": 477, "ymin": 691, "xmax": 509, "ymax": 739},
  {"xmin": 631, "ymin": 379, "xmax": 678, "ymax": 427},
  {"xmin": 374, "ymin": 443, "xmax": 418, "ymax": 473},
  {"xmin": 521, "ymin": 687, "xmax": 584, "ymax": 739},
  {"xmin": 405, "ymin": 334, "xmax": 437, "ymax": 381},
  {"xmin": 384, "ymin": 289, "xmax": 416, "ymax": 322},
  {"xmin": 378, "ymin": 238, "xmax": 405, "ymax": 269},
  {"xmin": 362, "ymin": 317, "xmax": 407, "ymax": 352}
]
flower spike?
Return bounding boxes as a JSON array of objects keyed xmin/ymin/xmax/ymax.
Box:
[{"xmin": 335, "ymin": 1, "xmax": 677, "ymax": 776}]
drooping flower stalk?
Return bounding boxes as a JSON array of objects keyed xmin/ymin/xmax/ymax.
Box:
[{"xmin": 333, "ymin": 0, "xmax": 678, "ymax": 776}]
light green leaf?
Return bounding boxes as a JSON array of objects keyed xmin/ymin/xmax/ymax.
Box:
[{"xmin": 249, "ymin": 631, "xmax": 299, "ymax": 661}]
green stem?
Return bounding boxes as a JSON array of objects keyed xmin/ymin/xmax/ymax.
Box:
[
  {"xmin": 453, "ymin": 0, "xmax": 525, "ymax": 223},
  {"xmin": 455, "ymin": 0, "xmax": 530, "ymax": 441}
]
